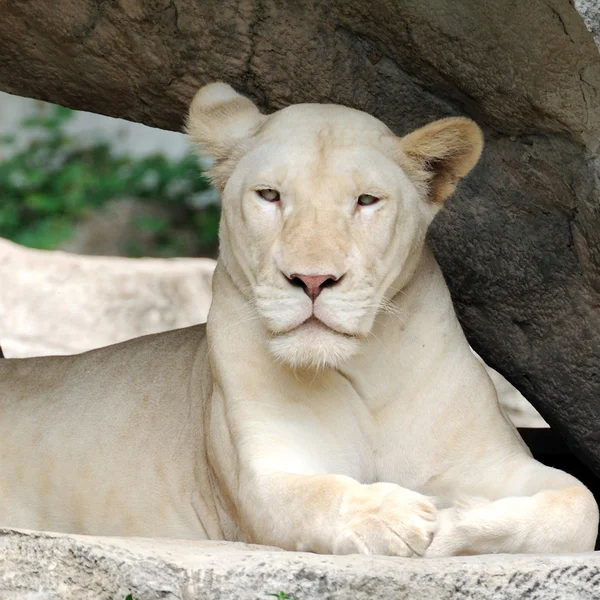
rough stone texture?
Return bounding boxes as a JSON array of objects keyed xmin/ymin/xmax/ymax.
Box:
[
  {"xmin": 0, "ymin": 237, "xmax": 213, "ymax": 357},
  {"xmin": 575, "ymin": 0, "xmax": 600, "ymax": 48},
  {"xmin": 1, "ymin": 529, "xmax": 599, "ymax": 600},
  {"xmin": 0, "ymin": 2, "xmax": 599, "ymax": 467},
  {"xmin": 2, "ymin": 1, "xmax": 599, "ymax": 142}
]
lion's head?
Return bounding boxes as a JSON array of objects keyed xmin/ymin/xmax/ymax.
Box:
[{"xmin": 187, "ymin": 83, "xmax": 482, "ymax": 370}]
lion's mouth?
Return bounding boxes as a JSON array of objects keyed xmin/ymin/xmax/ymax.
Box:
[{"xmin": 287, "ymin": 316, "xmax": 357, "ymax": 339}]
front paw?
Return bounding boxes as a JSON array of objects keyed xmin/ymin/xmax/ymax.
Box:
[
  {"xmin": 425, "ymin": 495, "xmax": 490, "ymax": 557},
  {"xmin": 333, "ymin": 483, "xmax": 437, "ymax": 556}
]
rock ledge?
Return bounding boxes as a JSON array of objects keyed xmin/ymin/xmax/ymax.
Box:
[{"xmin": 1, "ymin": 529, "xmax": 599, "ymax": 599}]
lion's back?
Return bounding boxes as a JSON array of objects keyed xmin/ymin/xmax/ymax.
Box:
[
  {"xmin": 0, "ymin": 324, "xmax": 216, "ymax": 537},
  {"xmin": 0, "ymin": 324, "xmax": 207, "ymax": 407}
]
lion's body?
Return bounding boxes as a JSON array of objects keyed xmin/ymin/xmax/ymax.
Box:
[
  {"xmin": 0, "ymin": 325, "xmax": 218, "ymax": 538},
  {"xmin": 0, "ymin": 83, "xmax": 597, "ymax": 556}
]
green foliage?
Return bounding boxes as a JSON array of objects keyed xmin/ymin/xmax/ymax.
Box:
[
  {"xmin": 268, "ymin": 593, "xmax": 293, "ymax": 599},
  {"xmin": 0, "ymin": 104, "xmax": 220, "ymax": 257}
]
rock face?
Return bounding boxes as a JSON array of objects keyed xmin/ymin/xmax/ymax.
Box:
[
  {"xmin": 0, "ymin": 528, "xmax": 598, "ymax": 600},
  {"xmin": 0, "ymin": 238, "xmax": 213, "ymax": 357},
  {"xmin": 0, "ymin": 2, "xmax": 598, "ymax": 466}
]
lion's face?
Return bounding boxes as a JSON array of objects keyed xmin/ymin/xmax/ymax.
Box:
[
  {"xmin": 188, "ymin": 83, "xmax": 482, "ymax": 369},
  {"xmin": 218, "ymin": 108, "xmax": 429, "ymax": 369}
]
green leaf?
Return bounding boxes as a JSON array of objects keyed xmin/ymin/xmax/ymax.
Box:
[
  {"xmin": 24, "ymin": 168, "xmax": 46, "ymax": 187},
  {"xmin": 23, "ymin": 193, "xmax": 60, "ymax": 214},
  {"xmin": 15, "ymin": 217, "xmax": 74, "ymax": 250}
]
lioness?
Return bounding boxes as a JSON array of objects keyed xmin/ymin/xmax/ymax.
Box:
[{"xmin": 0, "ymin": 83, "xmax": 597, "ymax": 557}]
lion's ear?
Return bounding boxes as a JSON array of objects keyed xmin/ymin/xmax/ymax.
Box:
[
  {"xmin": 398, "ymin": 117, "xmax": 483, "ymax": 205},
  {"xmin": 186, "ymin": 82, "xmax": 266, "ymax": 189}
]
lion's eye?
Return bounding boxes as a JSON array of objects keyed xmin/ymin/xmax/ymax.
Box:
[
  {"xmin": 357, "ymin": 194, "xmax": 381, "ymax": 207},
  {"xmin": 257, "ymin": 189, "xmax": 280, "ymax": 202}
]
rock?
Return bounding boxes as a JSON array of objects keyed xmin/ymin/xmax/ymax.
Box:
[
  {"xmin": 575, "ymin": 0, "xmax": 600, "ymax": 48},
  {"xmin": 0, "ymin": 528, "xmax": 599, "ymax": 599},
  {"xmin": 1, "ymin": 1, "xmax": 599, "ymax": 142},
  {"xmin": 0, "ymin": 237, "xmax": 214, "ymax": 357}
]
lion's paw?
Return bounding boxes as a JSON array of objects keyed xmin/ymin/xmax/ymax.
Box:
[
  {"xmin": 333, "ymin": 483, "xmax": 437, "ymax": 556},
  {"xmin": 425, "ymin": 495, "xmax": 491, "ymax": 557}
]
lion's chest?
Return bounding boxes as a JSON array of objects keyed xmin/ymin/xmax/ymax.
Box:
[{"xmin": 246, "ymin": 372, "xmax": 441, "ymax": 490}]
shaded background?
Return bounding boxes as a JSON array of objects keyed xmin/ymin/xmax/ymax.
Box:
[{"xmin": 0, "ymin": 91, "xmax": 219, "ymax": 258}]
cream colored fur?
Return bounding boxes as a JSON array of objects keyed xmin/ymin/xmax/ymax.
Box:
[{"xmin": 0, "ymin": 83, "xmax": 596, "ymax": 556}]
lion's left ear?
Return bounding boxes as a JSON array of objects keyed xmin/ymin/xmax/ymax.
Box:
[{"xmin": 398, "ymin": 117, "xmax": 483, "ymax": 205}]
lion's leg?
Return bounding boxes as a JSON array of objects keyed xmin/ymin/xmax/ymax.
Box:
[
  {"xmin": 426, "ymin": 457, "xmax": 598, "ymax": 557},
  {"xmin": 238, "ymin": 472, "xmax": 437, "ymax": 556}
]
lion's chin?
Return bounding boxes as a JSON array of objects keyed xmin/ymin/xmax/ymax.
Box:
[{"xmin": 267, "ymin": 318, "xmax": 361, "ymax": 370}]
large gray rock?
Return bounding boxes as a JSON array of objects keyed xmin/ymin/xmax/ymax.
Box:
[
  {"xmin": 1, "ymin": 1, "xmax": 598, "ymax": 142},
  {"xmin": 1, "ymin": 528, "xmax": 599, "ymax": 599},
  {"xmin": 0, "ymin": 1, "xmax": 597, "ymax": 464}
]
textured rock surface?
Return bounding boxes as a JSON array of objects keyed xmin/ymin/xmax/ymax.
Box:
[
  {"xmin": 1, "ymin": 529, "xmax": 599, "ymax": 600},
  {"xmin": 576, "ymin": 0, "xmax": 600, "ymax": 47},
  {"xmin": 1, "ymin": 1, "xmax": 599, "ymax": 142},
  {"xmin": 0, "ymin": 238, "xmax": 213, "ymax": 357},
  {"xmin": 0, "ymin": 2, "xmax": 598, "ymax": 466}
]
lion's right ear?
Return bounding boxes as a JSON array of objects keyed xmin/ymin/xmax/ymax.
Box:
[{"xmin": 186, "ymin": 82, "xmax": 266, "ymax": 189}]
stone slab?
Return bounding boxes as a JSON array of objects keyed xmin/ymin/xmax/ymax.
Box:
[
  {"xmin": 1, "ymin": 528, "xmax": 599, "ymax": 599},
  {"xmin": 0, "ymin": 237, "xmax": 214, "ymax": 358}
]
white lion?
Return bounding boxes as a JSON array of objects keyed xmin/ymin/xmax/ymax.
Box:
[{"xmin": 0, "ymin": 83, "xmax": 596, "ymax": 556}]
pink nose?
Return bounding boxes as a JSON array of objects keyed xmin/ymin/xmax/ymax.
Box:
[{"xmin": 290, "ymin": 273, "xmax": 339, "ymax": 301}]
